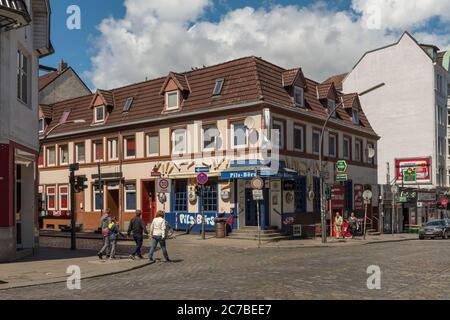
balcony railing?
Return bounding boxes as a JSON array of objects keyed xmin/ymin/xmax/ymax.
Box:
[{"xmin": 0, "ymin": 0, "xmax": 31, "ymax": 30}]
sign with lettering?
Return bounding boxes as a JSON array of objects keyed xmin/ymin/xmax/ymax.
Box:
[
  {"xmin": 220, "ymin": 171, "xmax": 257, "ymax": 179},
  {"xmin": 331, "ymin": 184, "xmax": 345, "ymax": 209},
  {"xmin": 395, "ymin": 157, "xmax": 431, "ymax": 185}
]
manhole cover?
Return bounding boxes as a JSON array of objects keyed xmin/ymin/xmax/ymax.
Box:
[{"xmin": 0, "ymin": 280, "xmax": 8, "ymax": 284}]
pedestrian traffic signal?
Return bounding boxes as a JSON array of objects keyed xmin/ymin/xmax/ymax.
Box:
[
  {"xmin": 75, "ymin": 176, "xmax": 88, "ymax": 193},
  {"xmin": 326, "ymin": 184, "xmax": 333, "ymax": 200}
]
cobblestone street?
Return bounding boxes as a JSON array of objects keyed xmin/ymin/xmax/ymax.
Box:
[{"xmin": 0, "ymin": 239, "xmax": 449, "ymax": 300}]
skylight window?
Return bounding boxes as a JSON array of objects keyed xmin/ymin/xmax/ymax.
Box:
[
  {"xmin": 213, "ymin": 78, "xmax": 224, "ymax": 96},
  {"xmin": 59, "ymin": 109, "xmax": 71, "ymax": 124},
  {"xmin": 123, "ymin": 97, "xmax": 134, "ymax": 113}
]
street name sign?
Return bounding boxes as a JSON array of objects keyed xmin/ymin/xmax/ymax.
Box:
[
  {"xmin": 195, "ymin": 166, "xmax": 210, "ymax": 173},
  {"xmin": 336, "ymin": 173, "xmax": 348, "ymax": 182}
]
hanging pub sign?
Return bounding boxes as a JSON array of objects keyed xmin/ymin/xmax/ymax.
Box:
[{"xmin": 395, "ymin": 157, "xmax": 432, "ymax": 185}]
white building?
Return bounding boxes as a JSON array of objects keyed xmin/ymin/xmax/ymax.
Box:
[
  {"xmin": 0, "ymin": 0, "xmax": 53, "ymax": 261},
  {"xmin": 343, "ymin": 32, "xmax": 449, "ymax": 230}
]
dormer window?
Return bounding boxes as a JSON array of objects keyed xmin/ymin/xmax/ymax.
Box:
[
  {"xmin": 94, "ymin": 105, "xmax": 105, "ymax": 123},
  {"xmin": 38, "ymin": 118, "xmax": 45, "ymax": 133},
  {"xmin": 327, "ymin": 99, "xmax": 336, "ymax": 118},
  {"xmin": 294, "ymin": 86, "xmax": 304, "ymax": 107},
  {"xmin": 166, "ymin": 91, "xmax": 179, "ymax": 110},
  {"xmin": 352, "ymin": 108, "xmax": 359, "ymax": 125},
  {"xmin": 213, "ymin": 79, "xmax": 224, "ymax": 96}
]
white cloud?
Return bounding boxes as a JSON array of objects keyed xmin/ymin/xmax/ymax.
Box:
[{"xmin": 86, "ymin": 0, "xmax": 450, "ymax": 90}]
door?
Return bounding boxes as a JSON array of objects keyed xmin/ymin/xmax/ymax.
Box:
[
  {"xmin": 106, "ymin": 189, "xmax": 119, "ymax": 221},
  {"xmin": 142, "ymin": 181, "xmax": 156, "ymax": 225},
  {"xmin": 245, "ymin": 189, "xmax": 257, "ymax": 226}
]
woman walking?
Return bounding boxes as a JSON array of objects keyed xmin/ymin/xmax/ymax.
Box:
[{"xmin": 148, "ymin": 211, "xmax": 171, "ymax": 262}]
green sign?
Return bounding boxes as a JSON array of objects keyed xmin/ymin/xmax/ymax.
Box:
[
  {"xmin": 336, "ymin": 173, "xmax": 348, "ymax": 182},
  {"xmin": 336, "ymin": 160, "xmax": 348, "ymax": 173},
  {"xmin": 399, "ymin": 196, "xmax": 408, "ymax": 203},
  {"xmin": 403, "ymin": 168, "xmax": 416, "ymax": 183}
]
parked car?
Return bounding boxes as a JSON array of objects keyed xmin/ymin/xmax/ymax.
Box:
[{"xmin": 419, "ymin": 220, "xmax": 450, "ymax": 240}]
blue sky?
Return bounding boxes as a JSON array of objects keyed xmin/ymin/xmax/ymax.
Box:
[{"xmin": 40, "ymin": 0, "xmax": 450, "ymax": 90}]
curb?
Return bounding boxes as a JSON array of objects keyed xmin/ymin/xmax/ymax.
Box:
[{"xmin": 0, "ymin": 260, "xmax": 152, "ymax": 291}]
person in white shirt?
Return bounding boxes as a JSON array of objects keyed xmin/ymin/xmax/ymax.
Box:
[{"xmin": 148, "ymin": 210, "xmax": 171, "ymax": 262}]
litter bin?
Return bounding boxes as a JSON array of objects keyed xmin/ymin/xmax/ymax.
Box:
[{"xmin": 214, "ymin": 218, "xmax": 228, "ymax": 238}]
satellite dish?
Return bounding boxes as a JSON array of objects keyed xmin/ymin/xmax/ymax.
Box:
[
  {"xmin": 367, "ymin": 146, "xmax": 376, "ymax": 159},
  {"xmin": 244, "ymin": 116, "xmax": 256, "ymax": 129}
]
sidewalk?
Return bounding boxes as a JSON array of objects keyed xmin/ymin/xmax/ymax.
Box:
[{"xmin": 0, "ymin": 248, "xmax": 150, "ymax": 291}]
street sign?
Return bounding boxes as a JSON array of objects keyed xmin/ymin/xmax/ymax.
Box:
[
  {"xmin": 196, "ymin": 173, "xmax": 208, "ymax": 185},
  {"xmin": 336, "ymin": 173, "xmax": 348, "ymax": 182},
  {"xmin": 195, "ymin": 166, "xmax": 210, "ymax": 173},
  {"xmin": 252, "ymin": 189, "xmax": 264, "ymax": 200},
  {"xmin": 156, "ymin": 178, "xmax": 171, "ymax": 193},
  {"xmin": 403, "ymin": 168, "xmax": 416, "ymax": 183},
  {"xmin": 251, "ymin": 177, "xmax": 264, "ymax": 190},
  {"xmin": 363, "ymin": 190, "xmax": 373, "ymax": 201},
  {"xmin": 336, "ymin": 160, "xmax": 348, "ymax": 173}
]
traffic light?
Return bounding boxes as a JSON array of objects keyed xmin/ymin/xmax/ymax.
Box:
[
  {"xmin": 75, "ymin": 176, "xmax": 88, "ymax": 193},
  {"xmin": 325, "ymin": 184, "xmax": 333, "ymax": 200}
]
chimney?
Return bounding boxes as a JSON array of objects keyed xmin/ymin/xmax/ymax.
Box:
[{"xmin": 58, "ymin": 59, "xmax": 68, "ymax": 72}]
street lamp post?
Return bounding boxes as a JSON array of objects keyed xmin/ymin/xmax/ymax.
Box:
[{"xmin": 38, "ymin": 119, "xmax": 86, "ymax": 250}]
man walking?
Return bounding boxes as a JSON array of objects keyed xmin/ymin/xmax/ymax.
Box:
[
  {"xmin": 127, "ymin": 210, "xmax": 148, "ymax": 259},
  {"xmin": 98, "ymin": 209, "xmax": 111, "ymax": 259},
  {"xmin": 148, "ymin": 210, "xmax": 171, "ymax": 262}
]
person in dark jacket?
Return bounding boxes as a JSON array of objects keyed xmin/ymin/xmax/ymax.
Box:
[
  {"xmin": 127, "ymin": 210, "xmax": 149, "ymax": 259},
  {"xmin": 108, "ymin": 219, "xmax": 125, "ymax": 260},
  {"xmin": 98, "ymin": 208, "xmax": 111, "ymax": 260}
]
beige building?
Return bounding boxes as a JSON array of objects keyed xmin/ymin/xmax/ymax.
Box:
[{"xmin": 38, "ymin": 56, "xmax": 379, "ymax": 235}]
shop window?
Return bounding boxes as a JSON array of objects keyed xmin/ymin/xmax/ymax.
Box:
[
  {"xmin": 202, "ymin": 179, "xmax": 218, "ymax": 212},
  {"xmin": 125, "ymin": 183, "xmax": 136, "ymax": 211},
  {"xmin": 173, "ymin": 180, "xmax": 188, "ymax": 212},
  {"xmin": 47, "ymin": 186, "xmax": 56, "ymax": 210},
  {"xmin": 59, "ymin": 186, "xmax": 69, "ymax": 210},
  {"xmin": 294, "ymin": 176, "xmax": 307, "ymax": 213}
]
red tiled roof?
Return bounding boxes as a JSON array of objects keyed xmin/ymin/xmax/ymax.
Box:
[
  {"xmin": 40, "ymin": 105, "xmax": 53, "ymax": 119},
  {"xmin": 341, "ymin": 93, "xmax": 358, "ymax": 109},
  {"xmin": 97, "ymin": 89, "xmax": 115, "ymax": 107},
  {"xmin": 39, "ymin": 71, "xmax": 61, "ymax": 91},
  {"xmin": 316, "ymin": 83, "xmax": 334, "ymax": 100},
  {"xmin": 322, "ymin": 73, "xmax": 347, "ymax": 91},
  {"xmin": 43, "ymin": 56, "xmax": 376, "ymax": 137}
]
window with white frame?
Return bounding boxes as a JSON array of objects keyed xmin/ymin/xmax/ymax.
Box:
[
  {"xmin": 46, "ymin": 186, "xmax": 56, "ymax": 210},
  {"xmin": 294, "ymin": 125, "xmax": 304, "ymax": 152},
  {"xmin": 93, "ymin": 140, "xmax": 104, "ymax": 162},
  {"xmin": 272, "ymin": 120, "xmax": 284, "ymax": 149},
  {"xmin": 232, "ymin": 122, "xmax": 247, "ymax": 148},
  {"xmin": 125, "ymin": 183, "xmax": 137, "ymax": 211},
  {"xmin": 47, "ymin": 146, "xmax": 56, "ymax": 166},
  {"xmin": 355, "ymin": 139, "xmax": 362, "ymax": 162},
  {"xmin": 59, "ymin": 145, "xmax": 69, "ymax": 165},
  {"xmin": 172, "ymin": 129, "xmax": 187, "ymax": 153},
  {"xmin": 39, "ymin": 118, "xmax": 45, "ymax": 133},
  {"xmin": 312, "ymin": 130, "xmax": 320, "ymax": 155},
  {"xmin": 166, "ymin": 91, "xmax": 179, "ymax": 110},
  {"xmin": 146, "ymin": 132, "xmax": 159, "ymax": 156},
  {"xmin": 352, "ymin": 109, "xmax": 359, "ymax": 125},
  {"xmin": 17, "ymin": 50, "xmax": 29, "ymax": 104},
  {"xmin": 343, "ymin": 136, "xmax": 351, "ymax": 160},
  {"xmin": 203, "ymin": 124, "xmax": 219, "ymax": 150},
  {"xmin": 108, "ymin": 138, "xmax": 118, "ymax": 161},
  {"xmin": 327, "ymin": 99, "xmax": 336, "ymax": 118},
  {"xmin": 294, "ymin": 86, "xmax": 304, "ymax": 107},
  {"xmin": 328, "ymin": 133, "xmax": 337, "ymax": 158},
  {"xmin": 75, "ymin": 142, "xmax": 85, "ymax": 163},
  {"xmin": 59, "ymin": 186, "xmax": 69, "ymax": 211},
  {"xmin": 94, "ymin": 105, "xmax": 105, "ymax": 123},
  {"xmin": 124, "ymin": 136, "xmax": 136, "ymax": 158}
]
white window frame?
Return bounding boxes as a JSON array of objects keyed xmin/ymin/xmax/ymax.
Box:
[
  {"xmin": 146, "ymin": 132, "xmax": 159, "ymax": 157},
  {"xmin": 17, "ymin": 50, "xmax": 29, "ymax": 105},
  {"xmin": 294, "ymin": 86, "xmax": 304, "ymax": 107},
  {"xmin": 75, "ymin": 142, "xmax": 85, "ymax": 163},
  {"xmin": 231, "ymin": 122, "xmax": 248, "ymax": 149},
  {"xmin": 343, "ymin": 137, "xmax": 351, "ymax": 160},
  {"xmin": 58, "ymin": 185, "xmax": 69, "ymax": 211},
  {"xmin": 312, "ymin": 130, "xmax": 320, "ymax": 155},
  {"xmin": 59, "ymin": 145, "xmax": 69, "ymax": 165},
  {"xmin": 272, "ymin": 120, "xmax": 285, "ymax": 150},
  {"xmin": 172, "ymin": 129, "xmax": 187, "ymax": 154},
  {"xmin": 39, "ymin": 118, "xmax": 45, "ymax": 133},
  {"xmin": 46, "ymin": 186, "xmax": 56, "ymax": 211},
  {"xmin": 355, "ymin": 139, "xmax": 362, "ymax": 162},
  {"xmin": 124, "ymin": 136, "xmax": 136, "ymax": 159},
  {"xmin": 94, "ymin": 105, "xmax": 105, "ymax": 123},
  {"xmin": 166, "ymin": 91, "xmax": 179, "ymax": 110},
  {"xmin": 328, "ymin": 133, "xmax": 337, "ymax": 158},
  {"xmin": 108, "ymin": 138, "xmax": 118, "ymax": 161},
  {"xmin": 293, "ymin": 125, "xmax": 304, "ymax": 152},
  {"xmin": 46, "ymin": 146, "xmax": 56, "ymax": 167},
  {"xmin": 93, "ymin": 140, "xmax": 104, "ymax": 162},
  {"xmin": 202, "ymin": 124, "xmax": 219, "ymax": 151},
  {"xmin": 124, "ymin": 183, "xmax": 137, "ymax": 212}
]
